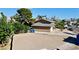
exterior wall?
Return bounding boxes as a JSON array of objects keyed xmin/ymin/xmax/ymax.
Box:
[
  {"xmin": 32, "ymin": 26, "xmax": 50, "ymax": 32},
  {"xmin": 73, "ymin": 28, "xmax": 79, "ymax": 34},
  {"xmin": 50, "ymin": 27, "xmax": 53, "ymax": 32}
]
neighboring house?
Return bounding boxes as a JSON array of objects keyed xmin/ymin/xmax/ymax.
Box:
[
  {"xmin": 69, "ymin": 18, "xmax": 77, "ymax": 26},
  {"xmin": 70, "ymin": 21, "xmax": 77, "ymax": 26},
  {"xmin": 73, "ymin": 28, "xmax": 79, "ymax": 34},
  {"xmin": 64, "ymin": 25, "xmax": 68, "ymax": 28},
  {"xmin": 32, "ymin": 19, "xmax": 55, "ymax": 32},
  {"xmin": 64, "ymin": 19, "xmax": 78, "ymax": 30}
]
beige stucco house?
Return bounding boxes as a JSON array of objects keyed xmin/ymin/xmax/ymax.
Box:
[{"xmin": 32, "ymin": 19, "xmax": 55, "ymax": 32}]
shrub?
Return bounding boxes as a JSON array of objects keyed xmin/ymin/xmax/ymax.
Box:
[
  {"xmin": 55, "ymin": 20, "xmax": 65, "ymax": 31},
  {"xmin": 22, "ymin": 24, "xmax": 29, "ymax": 33},
  {"xmin": 0, "ymin": 13, "xmax": 14, "ymax": 46},
  {"xmin": 13, "ymin": 22, "xmax": 28, "ymax": 34}
]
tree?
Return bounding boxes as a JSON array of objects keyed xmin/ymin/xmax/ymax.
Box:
[
  {"xmin": 77, "ymin": 18, "xmax": 79, "ymax": 23},
  {"xmin": 13, "ymin": 22, "xmax": 29, "ymax": 34},
  {"xmin": 17, "ymin": 8, "xmax": 32, "ymax": 23},
  {"xmin": 30, "ymin": 18, "xmax": 35, "ymax": 22},
  {"xmin": 0, "ymin": 12, "xmax": 7, "ymax": 25},
  {"xmin": 55, "ymin": 20, "xmax": 65, "ymax": 31},
  {"xmin": 36, "ymin": 15, "xmax": 48, "ymax": 20},
  {"xmin": 51, "ymin": 16, "xmax": 56, "ymax": 21},
  {"xmin": 76, "ymin": 18, "xmax": 79, "ymax": 26},
  {"xmin": 9, "ymin": 8, "xmax": 34, "ymax": 34},
  {"xmin": 0, "ymin": 12, "xmax": 14, "ymax": 46},
  {"xmin": 12, "ymin": 8, "xmax": 34, "ymax": 27},
  {"xmin": 37, "ymin": 15, "xmax": 42, "ymax": 20},
  {"xmin": 13, "ymin": 22, "xmax": 23, "ymax": 34},
  {"xmin": 62, "ymin": 19, "xmax": 65, "ymax": 23},
  {"xmin": 12, "ymin": 14, "xmax": 20, "ymax": 22}
]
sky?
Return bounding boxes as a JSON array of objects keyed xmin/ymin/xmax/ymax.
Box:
[{"xmin": 0, "ymin": 8, "xmax": 79, "ymax": 19}]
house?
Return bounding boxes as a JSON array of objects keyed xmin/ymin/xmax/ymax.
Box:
[
  {"xmin": 73, "ymin": 28, "xmax": 79, "ymax": 34},
  {"xmin": 32, "ymin": 19, "xmax": 55, "ymax": 32}
]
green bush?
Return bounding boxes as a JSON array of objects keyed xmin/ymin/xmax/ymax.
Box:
[
  {"xmin": 0, "ymin": 23, "xmax": 12, "ymax": 45},
  {"xmin": 13, "ymin": 22, "xmax": 28, "ymax": 34},
  {"xmin": 22, "ymin": 24, "xmax": 29, "ymax": 33},
  {"xmin": 13, "ymin": 22, "xmax": 22, "ymax": 34},
  {"xmin": 55, "ymin": 20, "xmax": 65, "ymax": 31},
  {"xmin": 0, "ymin": 13, "xmax": 14, "ymax": 46}
]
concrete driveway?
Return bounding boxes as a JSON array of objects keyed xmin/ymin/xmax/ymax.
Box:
[{"xmin": 12, "ymin": 33, "xmax": 68, "ymax": 50}]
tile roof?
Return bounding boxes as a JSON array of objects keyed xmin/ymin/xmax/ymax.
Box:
[{"xmin": 32, "ymin": 22, "xmax": 51, "ymax": 27}]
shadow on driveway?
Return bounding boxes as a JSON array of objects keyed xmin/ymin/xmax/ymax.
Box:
[
  {"xmin": 64, "ymin": 36, "xmax": 79, "ymax": 46},
  {"xmin": 63, "ymin": 32, "xmax": 75, "ymax": 35}
]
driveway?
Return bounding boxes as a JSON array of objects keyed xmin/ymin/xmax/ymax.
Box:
[{"xmin": 12, "ymin": 33, "xmax": 68, "ymax": 50}]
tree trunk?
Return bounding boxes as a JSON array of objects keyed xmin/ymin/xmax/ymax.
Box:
[
  {"xmin": 60, "ymin": 29, "xmax": 63, "ymax": 31},
  {"xmin": 10, "ymin": 35, "xmax": 13, "ymax": 50},
  {"xmin": 1, "ymin": 41, "xmax": 4, "ymax": 47}
]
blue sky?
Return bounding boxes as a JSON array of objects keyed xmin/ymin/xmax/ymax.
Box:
[{"xmin": 0, "ymin": 8, "xmax": 79, "ymax": 19}]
